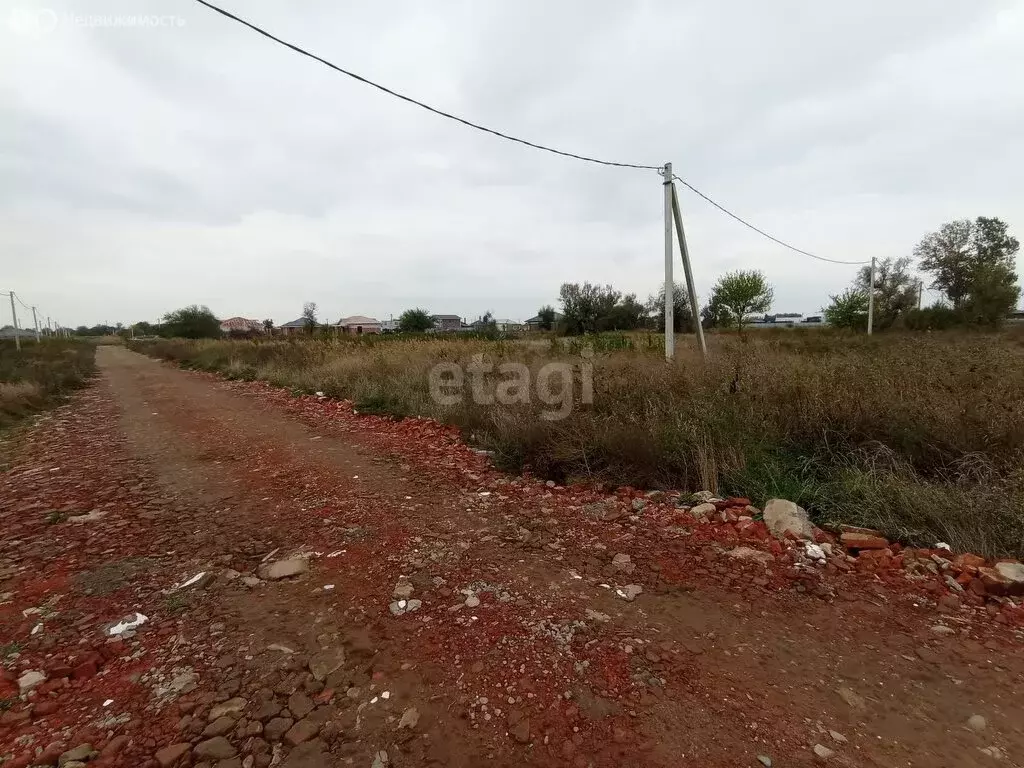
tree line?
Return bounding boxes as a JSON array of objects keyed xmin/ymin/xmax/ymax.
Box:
[{"xmin": 824, "ymin": 216, "xmax": 1020, "ymax": 331}]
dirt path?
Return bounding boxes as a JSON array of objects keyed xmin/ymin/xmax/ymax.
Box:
[{"xmin": 2, "ymin": 346, "xmax": 1022, "ymax": 768}]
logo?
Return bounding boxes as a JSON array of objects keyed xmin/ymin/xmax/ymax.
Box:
[{"xmin": 8, "ymin": 7, "xmax": 59, "ymax": 38}]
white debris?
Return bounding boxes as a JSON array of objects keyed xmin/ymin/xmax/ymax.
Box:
[
  {"xmin": 315, "ymin": 391, "xmax": 325, "ymax": 397},
  {"xmin": 479, "ymin": 492, "xmax": 491, "ymax": 497},
  {"xmin": 31, "ymin": 623, "xmax": 43, "ymax": 635},
  {"xmin": 389, "ymin": 599, "xmax": 422, "ymax": 616},
  {"xmin": 323, "ymin": 584, "xmax": 335, "ymax": 590},
  {"xmin": 804, "ymin": 543, "xmax": 826, "ymax": 562},
  {"xmin": 172, "ymin": 572, "xmax": 207, "ymax": 591},
  {"xmin": 103, "ymin": 699, "xmax": 114, "ymax": 707},
  {"xmin": 107, "ymin": 612, "xmax": 148, "ymax": 636},
  {"xmin": 615, "ymin": 584, "xmax": 643, "ymax": 602},
  {"xmin": 326, "ymin": 550, "xmax": 345, "ymax": 558},
  {"xmin": 935, "ymin": 542, "xmax": 952, "ymax": 551},
  {"xmin": 381, "ymin": 691, "xmax": 391, "ymax": 700},
  {"xmin": 18, "ymin": 670, "xmax": 46, "ymax": 694}
]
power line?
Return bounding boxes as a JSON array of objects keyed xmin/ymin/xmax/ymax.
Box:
[
  {"xmin": 672, "ymin": 175, "xmax": 868, "ymax": 266},
  {"xmin": 193, "ymin": 0, "xmax": 866, "ymax": 266},
  {"xmin": 192, "ymin": 0, "xmax": 661, "ymax": 171}
]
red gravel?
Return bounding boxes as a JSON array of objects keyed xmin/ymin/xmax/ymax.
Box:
[{"xmin": 1, "ymin": 346, "xmax": 1023, "ymax": 768}]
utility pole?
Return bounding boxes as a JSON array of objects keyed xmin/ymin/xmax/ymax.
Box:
[
  {"xmin": 670, "ymin": 182, "xmax": 708, "ymax": 359},
  {"xmin": 917, "ymin": 280, "xmax": 923, "ymax": 311},
  {"xmin": 31, "ymin": 306, "xmax": 40, "ymax": 342},
  {"xmin": 661, "ymin": 162, "xmax": 674, "ymax": 360},
  {"xmin": 867, "ymin": 256, "xmax": 876, "ymax": 335},
  {"xmin": 8, "ymin": 291, "xmax": 20, "ymax": 351}
]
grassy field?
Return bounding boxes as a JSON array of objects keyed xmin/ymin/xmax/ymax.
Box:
[
  {"xmin": 0, "ymin": 339, "xmax": 98, "ymax": 430},
  {"xmin": 130, "ymin": 330, "xmax": 1024, "ymax": 558}
]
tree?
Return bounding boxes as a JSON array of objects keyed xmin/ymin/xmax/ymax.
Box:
[
  {"xmin": 160, "ymin": 305, "xmax": 221, "ymax": 339},
  {"xmin": 302, "ymin": 302, "xmax": 318, "ymax": 334},
  {"xmin": 823, "ymin": 288, "xmax": 869, "ymax": 331},
  {"xmin": 708, "ymin": 270, "xmax": 773, "ymax": 333},
  {"xmin": 559, "ymin": 283, "xmax": 621, "ymax": 335},
  {"xmin": 262, "ymin": 319, "xmax": 274, "ymax": 334},
  {"xmin": 647, "ymin": 282, "xmax": 693, "ymax": 332},
  {"xmin": 398, "ymin": 307, "xmax": 433, "ymax": 333},
  {"xmin": 915, "ymin": 217, "xmax": 1020, "ymax": 321},
  {"xmin": 599, "ymin": 293, "xmax": 646, "ymax": 331},
  {"xmin": 536, "ymin": 305, "xmax": 556, "ymax": 331},
  {"xmin": 854, "ymin": 256, "xmax": 917, "ymax": 330}
]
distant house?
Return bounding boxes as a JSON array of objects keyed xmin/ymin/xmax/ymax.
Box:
[
  {"xmin": 431, "ymin": 314, "xmax": 463, "ymax": 332},
  {"xmin": 278, "ymin": 318, "xmax": 310, "ymax": 336},
  {"xmin": 525, "ymin": 312, "xmax": 562, "ymax": 331},
  {"xmin": 335, "ymin": 315, "xmax": 381, "ymax": 335},
  {"xmin": 219, "ymin": 317, "xmax": 265, "ymax": 336},
  {"xmin": 380, "ymin": 319, "xmax": 399, "ymax": 333},
  {"xmin": 803, "ymin": 315, "xmax": 824, "ymax": 324},
  {"xmin": 494, "ymin": 319, "xmax": 524, "ymax": 332}
]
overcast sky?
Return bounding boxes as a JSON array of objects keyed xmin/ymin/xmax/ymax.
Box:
[{"xmin": 3, "ymin": 0, "xmax": 1023, "ymax": 327}]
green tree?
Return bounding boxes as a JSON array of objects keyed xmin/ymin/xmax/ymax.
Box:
[
  {"xmin": 709, "ymin": 270, "xmax": 773, "ymax": 333},
  {"xmin": 647, "ymin": 282, "xmax": 693, "ymax": 333},
  {"xmin": 398, "ymin": 307, "xmax": 433, "ymax": 333},
  {"xmin": 599, "ymin": 293, "xmax": 646, "ymax": 331},
  {"xmin": 558, "ymin": 282, "xmax": 621, "ymax": 335},
  {"xmin": 160, "ymin": 305, "xmax": 221, "ymax": 339},
  {"xmin": 823, "ymin": 288, "xmax": 869, "ymax": 331},
  {"xmin": 855, "ymin": 256, "xmax": 918, "ymax": 330},
  {"xmin": 915, "ymin": 217, "xmax": 1020, "ymax": 321},
  {"xmin": 262, "ymin": 319, "xmax": 274, "ymax": 334},
  {"xmin": 536, "ymin": 305, "xmax": 556, "ymax": 331},
  {"xmin": 302, "ymin": 302, "xmax": 318, "ymax": 334}
]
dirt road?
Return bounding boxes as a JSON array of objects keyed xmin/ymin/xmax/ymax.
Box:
[{"xmin": 1, "ymin": 346, "xmax": 1022, "ymax": 768}]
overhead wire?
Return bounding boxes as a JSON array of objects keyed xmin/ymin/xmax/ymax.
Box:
[
  {"xmin": 192, "ymin": 0, "xmax": 660, "ymax": 171},
  {"xmin": 193, "ymin": 0, "xmax": 867, "ymax": 267},
  {"xmin": 672, "ymin": 176, "xmax": 868, "ymax": 266}
]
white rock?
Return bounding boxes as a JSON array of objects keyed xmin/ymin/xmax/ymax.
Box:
[
  {"xmin": 616, "ymin": 584, "xmax": 643, "ymax": 601},
  {"xmin": 967, "ymin": 714, "xmax": 987, "ymax": 732},
  {"xmin": 828, "ymin": 730, "xmax": 847, "ymax": 743},
  {"xmin": 689, "ymin": 502, "xmax": 717, "ymax": 519},
  {"xmin": 804, "ymin": 543, "xmax": 826, "ymax": 562},
  {"xmin": 762, "ymin": 499, "xmax": 814, "ymax": 541},
  {"xmin": 812, "ymin": 744, "xmax": 834, "ymax": 759},
  {"xmin": 106, "ymin": 612, "xmax": 148, "ymax": 636},
  {"xmin": 389, "ymin": 598, "xmax": 422, "ymax": 615},
  {"xmin": 18, "ymin": 669, "xmax": 46, "ymax": 694},
  {"xmin": 994, "ymin": 561, "xmax": 1024, "ymax": 587},
  {"xmin": 465, "ymin": 594, "xmax": 481, "ymax": 608},
  {"xmin": 258, "ymin": 558, "xmax": 308, "ymax": 580}
]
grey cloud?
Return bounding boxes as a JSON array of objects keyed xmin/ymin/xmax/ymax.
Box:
[{"xmin": 1, "ymin": 0, "xmax": 1021, "ymax": 326}]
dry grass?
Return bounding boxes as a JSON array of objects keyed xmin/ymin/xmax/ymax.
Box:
[
  {"xmin": 131, "ymin": 330, "xmax": 1024, "ymax": 557},
  {"xmin": 0, "ymin": 339, "xmax": 97, "ymax": 430}
]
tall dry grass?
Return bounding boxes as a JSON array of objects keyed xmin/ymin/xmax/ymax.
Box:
[
  {"xmin": 0, "ymin": 339, "xmax": 97, "ymax": 429},
  {"xmin": 130, "ymin": 330, "xmax": 1024, "ymax": 557}
]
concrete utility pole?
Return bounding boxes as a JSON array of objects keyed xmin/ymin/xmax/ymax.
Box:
[
  {"xmin": 8, "ymin": 291, "xmax": 20, "ymax": 351},
  {"xmin": 918, "ymin": 280, "xmax": 923, "ymax": 311},
  {"xmin": 661, "ymin": 162, "xmax": 674, "ymax": 360},
  {"xmin": 670, "ymin": 182, "xmax": 708, "ymax": 359},
  {"xmin": 31, "ymin": 306, "xmax": 40, "ymax": 342},
  {"xmin": 867, "ymin": 256, "xmax": 876, "ymax": 335}
]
